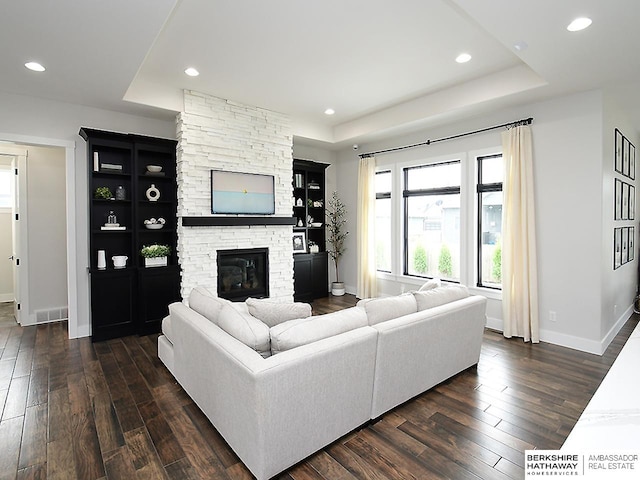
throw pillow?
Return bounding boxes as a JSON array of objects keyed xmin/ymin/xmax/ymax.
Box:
[
  {"xmin": 418, "ymin": 278, "xmax": 441, "ymax": 291},
  {"xmin": 270, "ymin": 306, "xmax": 368, "ymax": 355},
  {"xmin": 217, "ymin": 304, "xmax": 271, "ymax": 358},
  {"xmin": 188, "ymin": 286, "xmax": 230, "ymax": 325},
  {"xmin": 363, "ymin": 293, "xmax": 418, "ymax": 326},
  {"xmin": 246, "ymin": 297, "xmax": 312, "ymax": 328},
  {"xmin": 413, "ymin": 285, "xmax": 469, "ymax": 311}
]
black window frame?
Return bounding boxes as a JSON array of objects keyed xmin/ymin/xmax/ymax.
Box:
[
  {"xmin": 402, "ymin": 160, "xmax": 461, "ymax": 279},
  {"xmin": 477, "ymin": 153, "xmax": 503, "ymax": 290}
]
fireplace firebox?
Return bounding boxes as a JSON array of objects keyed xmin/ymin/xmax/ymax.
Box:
[{"xmin": 217, "ymin": 248, "xmax": 269, "ymax": 301}]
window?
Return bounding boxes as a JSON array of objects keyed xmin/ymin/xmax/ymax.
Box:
[
  {"xmin": 403, "ymin": 161, "xmax": 460, "ymax": 281},
  {"xmin": 375, "ymin": 170, "xmax": 392, "ymax": 272},
  {"xmin": 477, "ymin": 154, "xmax": 503, "ymax": 288},
  {"xmin": 0, "ymin": 167, "xmax": 12, "ymax": 209}
]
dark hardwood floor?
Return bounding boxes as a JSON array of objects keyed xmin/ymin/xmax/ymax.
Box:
[{"xmin": 0, "ymin": 297, "xmax": 637, "ymax": 480}]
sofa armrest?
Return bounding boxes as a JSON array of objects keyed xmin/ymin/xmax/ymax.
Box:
[
  {"xmin": 168, "ymin": 302, "xmax": 377, "ymax": 480},
  {"xmin": 370, "ymin": 295, "xmax": 487, "ymax": 418}
]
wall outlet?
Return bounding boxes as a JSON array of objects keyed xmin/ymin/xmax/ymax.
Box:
[{"xmin": 549, "ymin": 311, "xmax": 557, "ymax": 322}]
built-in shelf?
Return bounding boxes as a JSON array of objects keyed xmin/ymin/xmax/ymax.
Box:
[
  {"xmin": 181, "ymin": 216, "xmax": 296, "ymax": 227},
  {"xmin": 80, "ymin": 127, "xmax": 181, "ymax": 342},
  {"xmin": 293, "ymin": 159, "xmax": 329, "ymax": 301}
]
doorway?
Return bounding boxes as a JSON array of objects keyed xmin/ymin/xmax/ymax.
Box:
[
  {"xmin": 0, "ymin": 136, "xmax": 76, "ymax": 336},
  {"xmin": 0, "ymin": 161, "xmax": 13, "ymax": 311},
  {"xmin": 0, "ymin": 150, "xmax": 23, "ymax": 323}
]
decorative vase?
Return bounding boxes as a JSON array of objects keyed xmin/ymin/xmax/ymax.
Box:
[
  {"xmin": 146, "ymin": 184, "xmax": 160, "ymax": 202},
  {"xmin": 112, "ymin": 255, "xmax": 128, "ymax": 269},
  {"xmin": 144, "ymin": 256, "xmax": 167, "ymax": 268},
  {"xmin": 97, "ymin": 250, "xmax": 106, "ymax": 270},
  {"xmin": 331, "ymin": 281, "xmax": 345, "ymax": 296}
]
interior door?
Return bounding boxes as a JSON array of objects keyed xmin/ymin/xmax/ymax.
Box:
[{"xmin": 10, "ymin": 156, "xmax": 20, "ymax": 323}]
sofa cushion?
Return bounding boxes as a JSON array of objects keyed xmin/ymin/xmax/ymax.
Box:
[
  {"xmin": 356, "ymin": 298, "xmax": 372, "ymax": 308},
  {"xmin": 418, "ymin": 278, "xmax": 441, "ymax": 291},
  {"xmin": 217, "ymin": 304, "xmax": 271, "ymax": 358},
  {"xmin": 413, "ymin": 285, "xmax": 469, "ymax": 311},
  {"xmin": 362, "ymin": 293, "xmax": 417, "ymax": 326},
  {"xmin": 270, "ymin": 307, "xmax": 368, "ymax": 355},
  {"xmin": 245, "ymin": 297, "xmax": 312, "ymax": 328},
  {"xmin": 188, "ymin": 286, "xmax": 229, "ymax": 324}
]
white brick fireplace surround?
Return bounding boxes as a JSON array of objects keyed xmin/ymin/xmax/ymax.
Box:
[{"xmin": 176, "ymin": 90, "xmax": 295, "ymax": 301}]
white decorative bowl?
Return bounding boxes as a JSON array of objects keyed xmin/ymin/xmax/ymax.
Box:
[
  {"xmin": 146, "ymin": 165, "xmax": 162, "ymax": 173},
  {"xmin": 145, "ymin": 224, "xmax": 164, "ymax": 230}
]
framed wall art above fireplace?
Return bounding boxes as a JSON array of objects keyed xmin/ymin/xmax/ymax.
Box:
[{"xmin": 211, "ymin": 170, "xmax": 275, "ymax": 214}]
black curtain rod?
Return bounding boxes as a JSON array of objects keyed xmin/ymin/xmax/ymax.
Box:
[{"xmin": 358, "ymin": 117, "xmax": 533, "ymax": 158}]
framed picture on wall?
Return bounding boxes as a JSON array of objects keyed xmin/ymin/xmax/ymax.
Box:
[
  {"xmin": 615, "ymin": 128, "xmax": 624, "ymax": 174},
  {"xmin": 615, "ymin": 178, "xmax": 622, "ymax": 220},
  {"xmin": 629, "ymin": 185, "xmax": 636, "ymax": 220},
  {"xmin": 622, "ymin": 182, "xmax": 629, "ymax": 220},
  {"xmin": 614, "ymin": 227, "xmax": 622, "ymax": 269},
  {"xmin": 629, "ymin": 227, "xmax": 635, "ymax": 262},
  {"xmin": 623, "ymin": 137, "xmax": 630, "ymax": 177},
  {"xmin": 292, "ymin": 231, "xmax": 306, "ymax": 253},
  {"xmin": 630, "ymin": 141, "xmax": 636, "ymax": 180},
  {"xmin": 622, "ymin": 227, "xmax": 629, "ymax": 264}
]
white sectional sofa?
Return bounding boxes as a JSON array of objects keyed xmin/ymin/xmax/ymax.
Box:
[{"xmin": 158, "ymin": 284, "xmax": 486, "ymax": 480}]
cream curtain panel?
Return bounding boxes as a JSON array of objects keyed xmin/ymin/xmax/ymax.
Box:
[
  {"xmin": 501, "ymin": 125, "xmax": 539, "ymax": 343},
  {"xmin": 357, "ymin": 156, "xmax": 377, "ymax": 299}
]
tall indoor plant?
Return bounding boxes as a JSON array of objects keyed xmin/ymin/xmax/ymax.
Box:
[{"xmin": 326, "ymin": 191, "xmax": 349, "ymax": 295}]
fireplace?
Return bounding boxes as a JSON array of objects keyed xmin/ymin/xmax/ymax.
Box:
[{"xmin": 217, "ymin": 248, "xmax": 269, "ymax": 301}]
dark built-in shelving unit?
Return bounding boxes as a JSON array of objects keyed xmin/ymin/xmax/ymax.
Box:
[
  {"xmin": 80, "ymin": 128, "xmax": 181, "ymax": 341},
  {"xmin": 293, "ymin": 159, "xmax": 329, "ymax": 301}
]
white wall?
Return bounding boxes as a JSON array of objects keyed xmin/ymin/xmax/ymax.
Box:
[
  {"xmin": 0, "ymin": 160, "xmax": 12, "ymax": 301},
  {"xmin": 25, "ymin": 146, "xmax": 68, "ymax": 320},
  {"xmin": 601, "ymin": 91, "xmax": 639, "ymax": 344},
  {"xmin": 335, "ymin": 90, "xmax": 625, "ymax": 354},
  {"xmin": 0, "ymin": 211, "xmax": 11, "ymax": 301},
  {"xmin": 529, "ymin": 91, "xmax": 604, "ymax": 351},
  {"xmin": 0, "ymin": 91, "xmax": 175, "ymax": 337},
  {"xmin": 0, "ymin": 161, "xmax": 14, "ymax": 302}
]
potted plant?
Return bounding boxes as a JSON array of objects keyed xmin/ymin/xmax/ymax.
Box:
[
  {"xmin": 94, "ymin": 186, "xmax": 112, "ymax": 199},
  {"xmin": 326, "ymin": 191, "xmax": 349, "ymax": 295},
  {"xmin": 140, "ymin": 244, "xmax": 170, "ymax": 267}
]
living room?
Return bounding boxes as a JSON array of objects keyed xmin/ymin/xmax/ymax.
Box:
[{"xmin": 1, "ymin": 1, "xmax": 640, "ymax": 479}]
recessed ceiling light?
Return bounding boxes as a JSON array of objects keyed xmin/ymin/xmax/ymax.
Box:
[
  {"xmin": 25, "ymin": 62, "xmax": 45, "ymax": 72},
  {"xmin": 184, "ymin": 67, "xmax": 199, "ymax": 77},
  {"xmin": 567, "ymin": 17, "xmax": 592, "ymax": 32},
  {"xmin": 324, "ymin": 108, "xmax": 335, "ymax": 115},
  {"xmin": 514, "ymin": 41, "xmax": 529, "ymax": 52},
  {"xmin": 455, "ymin": 53, "xmax": 472, "ymax": 64}
]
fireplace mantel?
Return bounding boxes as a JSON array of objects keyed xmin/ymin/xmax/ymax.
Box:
[{"xmin": 181, "ymin": 216, "xmax": 296, "ymax": 227}]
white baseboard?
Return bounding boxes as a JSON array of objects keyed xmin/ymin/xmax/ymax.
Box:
[
  {"xmin": 485, "ymin": 305, "xmax": 634, "ymax": 356},
  {"xmin": 485, "ymin": 316, "xmax": 502, "ymax": 332},
  {"xmin": 538, "ymin": 329, "xmax": 604, "ymax": 355},
  {"xmin": 600, "ymin": 304, "xmax": 634, "ymax": 352},
  {"xmin": 0, "ymin": 293, "xmax": 14, "ymax": 303}
]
